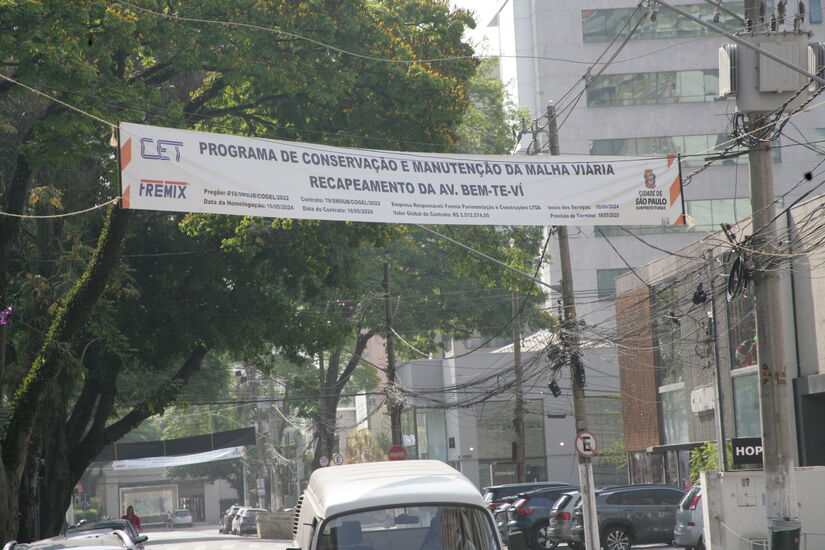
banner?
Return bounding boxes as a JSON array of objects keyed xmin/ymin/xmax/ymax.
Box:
[
  {"xmin": 112, "ymin": 445, "xmax": 245, "ymax": 470},
  {"xmin": 119, "ymin": 122, "xmax": 684, "ymax": 226}
]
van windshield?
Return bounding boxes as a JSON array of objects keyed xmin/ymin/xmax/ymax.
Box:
[{"xmin": 320, "ymin": 505, "xmax": 499, "ymax": 550}]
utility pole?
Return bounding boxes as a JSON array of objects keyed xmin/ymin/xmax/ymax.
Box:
[
  {"xmin": 512, "ymin": 290, "xmax": 526, "ymax": 482},
  {"xmin": 740, "ymin": 1, "xmax": 800, "ymax": 545},
  {"xmin": 384, "ymin": 261, "xmax": 402, "ymax": 446},
  {"xmin": 546, "ymin": 103, "xmax": 600, "ymax": 550},
  {"xmin": 747, "ymin": 112, "xmax": 800, "ymax": 543}
]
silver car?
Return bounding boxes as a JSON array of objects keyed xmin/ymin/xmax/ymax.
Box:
[
  {"xmin": 673, "ymin": 485, "xmax": 704, "ymax": 550},
  {"xmin": 546, "ymin": 491, "xmax": 582, "ymax": 550}
]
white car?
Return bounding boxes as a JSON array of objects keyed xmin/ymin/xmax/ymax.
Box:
[
  {"xmin": 288, "ymin": 459, "xmax": 502, "ymax": 550},
  {"xmin": 170, "ymin": 509, "xmax": 193, "ymax": 528}
]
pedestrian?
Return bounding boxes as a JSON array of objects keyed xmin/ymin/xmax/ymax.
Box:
[{"xmin": 122, "ymin": 505, "xmax": 142, "ymax": 532}]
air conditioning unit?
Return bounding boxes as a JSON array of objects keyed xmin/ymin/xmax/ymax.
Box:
[
  {"xmin": 809, "ymin": 42, "xmax": 825, "ymax": 92},
  {"xmin": 719, "ymin": 43, "xmax": 737, "ymax": 96}
]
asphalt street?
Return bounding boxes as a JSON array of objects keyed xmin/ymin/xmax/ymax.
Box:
[{"xmin": 142, "ymin": 523, "xmax": 683, "ymax": 550}]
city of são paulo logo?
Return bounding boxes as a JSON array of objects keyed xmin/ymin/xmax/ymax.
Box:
[
  {"xmin": 643, "ymin": 168, "xmax": 657, "ymax": 189},
  {"xmin": 636, "ymin": 168, "xmax": 666, "ymax": 209}
]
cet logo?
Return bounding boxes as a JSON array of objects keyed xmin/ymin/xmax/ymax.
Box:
[
  {"xmin": 643, "ymin": 169, "xmax": 657, "ymax": 189},
  {"xmin": 140, "ymin": 138, "xmax": 183, "ymax": 162},
  {"xmin": 139, "ymin": 179, "xmax": 188, "ymax": 199}
]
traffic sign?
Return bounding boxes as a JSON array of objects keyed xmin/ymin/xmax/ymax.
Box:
[
  {"xmin": 319, "ymin": 455, "xmax": 329, "ymax": 467},
  {"xmin": 388, "ymin": 445, "xmax": 407, "ymax": 461},
  {"xmin": 575, "ymin": 430, "xmax": 598, "ymax": 458},
  {"xmin": 332, "ymin": 453, "xmax": 345, "ymax": 465}
]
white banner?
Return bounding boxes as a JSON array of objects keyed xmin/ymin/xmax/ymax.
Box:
[
  {"xmin": 112, "ymin": 445, "xmax": 245, "ymax": 470},
  {"xmin": 119, "ymin": 122, "xmax": 684, "ymax": 226}
]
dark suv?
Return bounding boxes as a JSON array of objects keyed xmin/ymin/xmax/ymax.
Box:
[
  {"xmin": 483, "ymin": 481, "xmax": 573, "ymax": 511},
  {"xmin": 505, "ymin": 485, "xmax": 577, "ymax": 550},
  {"xmin": 570, "ymin": 484, "xmax": 685, "ymax": 550}
]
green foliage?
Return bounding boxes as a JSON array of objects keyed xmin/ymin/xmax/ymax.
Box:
[
  {"xmin": 689, "ymin": 441, "xmax": 732, "ymax": 483},
  {"xmin": 455, "ymin": 58, "xmax": 524, "ymax": 155},
  {"xmin": 0, "ymin": 0, "xmax": 482, "ymax": 539}
]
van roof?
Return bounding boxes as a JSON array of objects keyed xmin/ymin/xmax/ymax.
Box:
[{"xmin": 306, "ymin": 459, "xmax": 486, "ymax": 519}]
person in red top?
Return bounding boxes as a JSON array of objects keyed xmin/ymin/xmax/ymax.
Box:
[{"xmin": 122, "ymin": 505, "xmax": 142, "ymax": 532}]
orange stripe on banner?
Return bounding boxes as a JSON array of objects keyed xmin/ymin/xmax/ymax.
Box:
[
  {"xmin": 122, "ymin": 186, "xmax": 131, "ymax": 209},
  {"xmin": 120, "ymin": 138, "xmax": 132, "ymax": 171},
  {"xmin": 675, "ymin": 213, "xmax": 685, "ymax": 225},
  {"xmin": 667, "ymin": 154, "xmax": 676, "ymax": 168},
  {"xmin": 669, "ymin": 175, "xmax": 681, "ymax": 206}
]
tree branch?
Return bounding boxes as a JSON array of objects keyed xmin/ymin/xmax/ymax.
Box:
[{"xmin": 2, "ymin": 204, "xmax": 129, "ymax": 478}]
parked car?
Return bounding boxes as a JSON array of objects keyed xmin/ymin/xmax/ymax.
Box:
[
  {"xmin": 233, "ymin": 507, "xmax": 267, "ymax": 535},
  {"xmin": 65, "ymin": 519, "xmax": 148, "ymax": 550},
  {"xmin": 546, "ymin": 490, "xmax": 583, "ymax": 550},
  {"xmin": 570, "ymin": 484, "xmax": 686, "ymax": 550},
  {"xmin": 493, "ymin": 496, "xmax": 519, "ymax": 542},
  {"xmin": 170, "ymin": 509, "xmax": 193, "ymax": 528},
  {"xmin": 290, "ymin": 459, "xmax": 503, "ymax": 550},
  {"xmin": 673, "ymin": 485, "xmax": 704, "ymax": 550},
  {"xmin": 220, "ymin": 504, "xmax": 242, "ymax": 534},
  {"xmin": 505, "ymin": 485, "xmax": 577, "ymax": 550},
  {"xmin": 4, "ymin": 532, "xmax": 137, "ymax": 550},
  {"xmin": 483, "ymin": 481, "xmax": 574, "ymax": 511}
]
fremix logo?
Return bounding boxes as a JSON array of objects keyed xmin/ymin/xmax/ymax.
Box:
[
  {"xmin": 140, "ymin": 137, "xmax": 183, "ymax": 162},
  {"xmin": 139, "ymin": 179, "xmax": 188, "ymax": 199},
  {"xmin": 643, "ymin": 168, "xmax": 657, "ymax": 189}
]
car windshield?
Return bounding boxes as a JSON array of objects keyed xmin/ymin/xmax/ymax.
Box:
[{"xmin": 320, "ymin": 505, "xmax": 499, "ymax": 550}]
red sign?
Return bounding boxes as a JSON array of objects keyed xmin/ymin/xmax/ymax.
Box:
[{"xmin": 388, "ymin": 445, "xmax": 407, "ymax": 461}]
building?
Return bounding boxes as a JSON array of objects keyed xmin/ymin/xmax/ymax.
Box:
[
  {"xmin": 463, "ymin": 0, "xmax": 824, "ymax": 325},
  {"xmin": 614, "ymin": 193, "xmax": 825, "ymax": 484},
  {"xmin": 393, "ymin": 334, "xmax": 627, "ymax": 488}
]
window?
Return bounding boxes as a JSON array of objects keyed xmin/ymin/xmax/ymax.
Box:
[
  {"xmin": 653, "ymin": 284, "xmax": 683, "ymax": 386},
  {"xmin": 732, "ymin": 369, "xmax": 761, "ymax": 438},
  {"xmin": 652, "ymin": 489, "xmax": 685, "ymax": 505},
  {"xmin": 582, "ymin": 3, "xmax": 745, "ymax": 42},
  {"xmin": 597, "ymin": 268, "xmax": 631, "ymax": 299},
  {"xmin": 660, "ymin": 384, "xmax": 689, "ymax": 445},
  {"xmin": 590, "ymin": 135, "xmax": 780, "ymax": 167},
  {"xmin": 594, "ymin": 225, "xmax": 690, "ymax": 237},
  {"xmin": 811, "ymin": 0, "xmax": 823, "ymax": 23},
  {"xmin": 587, "ymin": 70, "xmax": 720, "ymax": 107},
  {"xmin": 727, "ymin": 293, "xmax": 758, "ymax": 370},
  {"xmin": 685, "ymin": 198, "xmax": 751, "ymax": 231}
]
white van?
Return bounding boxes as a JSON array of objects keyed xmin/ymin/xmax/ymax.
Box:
[{"xmin": 288, "ymin": 459, "xmax": 502, "ymax": 550}]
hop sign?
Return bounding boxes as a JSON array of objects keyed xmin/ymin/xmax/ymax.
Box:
[{"xmin": 388, "ymin": 445, "xmax": 407, "ymax": 461}]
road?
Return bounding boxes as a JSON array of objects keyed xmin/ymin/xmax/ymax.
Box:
[{"xmin": 144, "ymin": 523, "xmax": 683, "ymax": 550}]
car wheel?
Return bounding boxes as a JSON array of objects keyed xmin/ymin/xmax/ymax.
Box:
[
  {"xmin": 601, "ymin": 527, "xmax": 631, "ymax": 550},
  {"xmin": 528, "ymin": 520, "xmax": 559, "ymax": 550},
  {"xmin": 695, "ymin": 537, "xmax": 705, "ymax": 550}
]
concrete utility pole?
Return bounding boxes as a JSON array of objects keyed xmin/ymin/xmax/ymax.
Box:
[
  {"xmin": 546, "ymin": 103, "xmax": 600, "ymax": 550},
  {"xmin": 741, "ymin": 1, "xmax": 800, "ymax": 546},
  {"xmin": 746, "ymin": 111, "xmax": 800, "ymax": 544},
  {"xmin": 512, "ymin": 290, "xmax": 526, "ymax": 482},
  {"xmin": 384, "ymin": 261, "xmax": 403, "ymax": 446}
]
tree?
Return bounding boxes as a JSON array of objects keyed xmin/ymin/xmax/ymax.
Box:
[{"xmin": 0, "ymin": 0, "xmax": 478, "ymax": 541}]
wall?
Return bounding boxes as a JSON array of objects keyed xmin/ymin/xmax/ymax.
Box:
[
  {"xmin": 616, "ymin": 286, "xmax": 659, "ymax": 451},
  {"xmin": 702, "ymin": 467, "xmax": 825, "ymax": 550}
]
